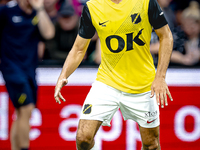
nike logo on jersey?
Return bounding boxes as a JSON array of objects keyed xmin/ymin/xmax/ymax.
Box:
[
  {"xmin": 159, "ymin": 12, "xmax": 164, "ymax": 16},
  {"xmin": 147, "ymin": 118, "xmax": 157, "ymax": 124},
  {"xmin": 99, "ymin": 20, "xmax": 109, "ymax": 26},
  {"xmin": 7, "ymin": 0, "xmax": 17, "ymax": 8}
]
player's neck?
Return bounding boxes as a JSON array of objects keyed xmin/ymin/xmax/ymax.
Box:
[
  {"xmin": 18, "ymin": 0, "xmax": 33, "ymax": 15},
  {"xmin": 111, "ymin": 0, "xmax": 122, "ymax": 4}
]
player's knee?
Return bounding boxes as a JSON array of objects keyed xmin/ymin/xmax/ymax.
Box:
[
  {"xmin": 76, "ymin": 133, "xmax": 93, "ymax": 150},
  {"xmin": 17, "ymin": 103, "xmax": 35, "ymax": 118},
  {"xmin": 142, "ymin": 139, "xmax": 159, "ymax": 150}
]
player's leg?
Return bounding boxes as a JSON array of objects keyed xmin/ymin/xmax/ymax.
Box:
[
  {"xmin": 77, "ymin": 81, "xmax": 120, "ymax": 150},
  {"xmin": 3, "ymin": 73, "xmax": 37, "ymax": 150},
  {"xmin": 139, "ymin": 125, "xmax": 160, "ymax": 150},
  {"xmin": 16, "ymin": 103, "xmax": 35, "ymax": 149},
  {"xmin": 119, "ymin": 91, "xmax": 160, "ymax": 150},
  {"xmin": 76, "ymin": 119, "xmax": 102, "ymax": 150},
  {"xmin": 10, "ymin": 104, "xmax": 34, "ymax": 150},
  {"xmin": 10, "ymin": 114, "xmax": 19, "ymax": 150}
]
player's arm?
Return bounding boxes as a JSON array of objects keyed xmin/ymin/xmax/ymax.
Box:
[
  {"xmin": 151, "ymin": 25, "xmax": 173, "ymax": 107},
  {"xmin": 54, "ymin": 4, "xmax": 96, "ymax": 104},
  {"xmin": 29, "ymin": 0, "xmax": 55, "ymax": 39},
  {"xmin": 148, "ymin": 0, "xmax": 173, "ymax": 108},
  {"xmin": 54, "ymin": 36, "xmax": 91, "ymax": 104},
  {"xmin": 58, "ymin": 36, "xmax": 91, "ymax": 80}
]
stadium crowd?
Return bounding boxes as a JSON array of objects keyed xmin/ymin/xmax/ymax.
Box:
[{"xmin": 0, "ymin": 0, "xmax": 200, "ymax": 67}]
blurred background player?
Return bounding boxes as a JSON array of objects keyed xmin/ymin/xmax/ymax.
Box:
[{"xmin": 0, "ymin": 0, "xmax": 55, "ymax": 150}]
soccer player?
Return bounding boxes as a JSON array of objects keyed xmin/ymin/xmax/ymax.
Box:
[
  {"xmin": 54, "ymin": 0, "xmax": 173, "ymax": 149},
  {"xmin": 0, "ymin": 0, "xmax": 55, "ymax": 150}
]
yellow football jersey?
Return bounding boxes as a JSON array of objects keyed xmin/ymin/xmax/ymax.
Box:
[{"xmin": 81, "ymin": 0, "xmax": 167, "ymax": 93}]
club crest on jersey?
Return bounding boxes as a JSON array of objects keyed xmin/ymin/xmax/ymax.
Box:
[
  {"xmin": 83, "ymin": 104, "xmax": 92, "ymax": 114},
  {"xmin": 131, "ymin": 13, "xmax": 141, "ymax": 24},
  {"xmin": 18, "ymin": 93, "xmax": 27, "ymax": 104},
  {"xmin": 32, "ymin": 16, "xmax": 39, "ymax": 25}
]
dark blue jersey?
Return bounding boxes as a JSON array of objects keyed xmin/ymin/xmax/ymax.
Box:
[{"xmin": 0, "ymin": 1, "xmax": 42, "ymax": 78}]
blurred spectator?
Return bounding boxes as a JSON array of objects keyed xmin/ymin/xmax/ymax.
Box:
[
  {"xmin": 170, "ymin": 1, "xmax": 200, "ymax": 66},
  {"xmin": 0, "ymin": 0, "xmax": 54, "ymax": 150},
  {"xmin": 92, "ymin": 38, "xmax": 101, "ymax": 65},
  {"xmin": 150, "ymin": 0, "xmax": 177, "ymax": 66},
  {"xmin": 44, "ymin": 1, "xmax": 100, "ymax": 66},
  {"xmin": 67, "ymin": 0, "xmax": 88, "ymax": 16},
  {"xmin": 170, "ymin": 0, "xmax": 190, "ymax": 26},
  {"xmin": 44, "ymin": 2, "xmax": 79, "ymax": 60},
  {"xmin": 44, "ymin": 0, "xmax": 59, "ymax": 23},
  {"xmin": 82, "ymin": 33, "xmax": 101, "ymax": 65},
  {"xmin": 158, "ymin": 0, "xmax": 177, "ymax": 30}
]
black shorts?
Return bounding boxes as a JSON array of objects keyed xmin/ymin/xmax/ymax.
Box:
[{"xmin": 3, "ymin": 72, "xmax": 37, "ymax": 108}]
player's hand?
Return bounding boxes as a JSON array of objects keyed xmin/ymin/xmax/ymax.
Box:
[
  {"xmin": 28, "ymin": 0, "xmax": 44, "ymax": 10},
  {"xmin": 54, "ymin": 79, "xmax": 68, "ymax": 104},
  {"xmin": 150, "ymin": 77, "xmax": 173, "ymax": 108}
]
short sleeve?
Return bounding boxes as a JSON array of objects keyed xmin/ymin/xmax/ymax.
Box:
[
  {"xmin": 148, "ymin": 0, "xmax": 168, "ymax": 29},
  {"xmin": 78, "ymin": 4, "xmax": 96, "ymax": 39}
]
